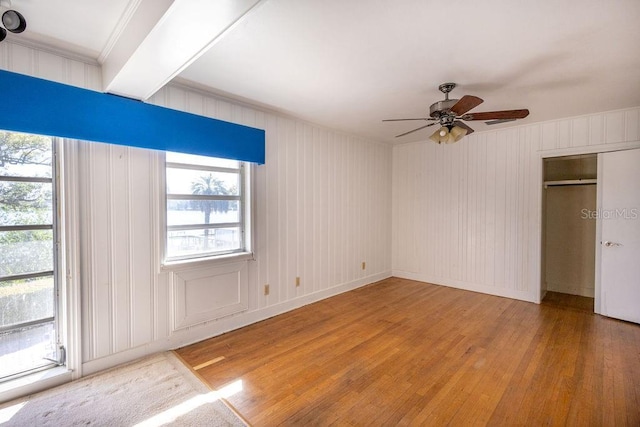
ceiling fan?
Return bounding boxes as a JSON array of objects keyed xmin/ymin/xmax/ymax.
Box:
[{"xmin": 383, "ymin": 83, "xmax": 529, "ymax": 144}]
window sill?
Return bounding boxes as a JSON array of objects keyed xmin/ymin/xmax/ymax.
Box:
[
  {"xmin": 160, "ymin": 251, "xmax": 254, "ymax": 272},
  {"xmin": 0, "ymin": 366, "xmax": 71, "ymax": 404}
]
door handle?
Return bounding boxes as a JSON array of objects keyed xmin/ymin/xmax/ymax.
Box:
[{"xmin": 603, "ymin": 241, "xmax": 623, "ymax": 247}]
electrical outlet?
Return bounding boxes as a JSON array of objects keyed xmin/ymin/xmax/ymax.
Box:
[
  {"xmin": 296, "ymin": 277, "xmax": 300, "ymax": 287},
  {"xmin": 362, "ymin": 261, "xmax": 366, "ymax": 270},
  {"xmin": 264, "ymin": 284, "xmax": 270, "ymax": 295}
]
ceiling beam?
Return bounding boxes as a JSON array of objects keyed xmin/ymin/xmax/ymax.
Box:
[
  {"xmin": 102, "ymin": 0, "xmax": 264, "ymax": 101},
  {"xmin": 101, "ymin": 0, "xmax": 174, "ymax": 97}
]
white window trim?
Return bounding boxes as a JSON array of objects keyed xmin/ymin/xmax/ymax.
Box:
[
  {"xmin": 0, "ymin": 366, "xmax": 71, "ymax": 404},
  {"xmin": 57, "ymin": 139, "xmax": 82, "ymax": 380},
  {"xmin": 0, "ymin": 137, "xmax": 81, "ymax": 403},
  {"xmin": 159, "ymin": 153, "xmax": 255, "ymax": 272}
]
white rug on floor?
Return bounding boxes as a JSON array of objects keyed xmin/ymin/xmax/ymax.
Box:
[{"xmin": 0, "ymin": 352, "xmax": 246, "ymax": 426}]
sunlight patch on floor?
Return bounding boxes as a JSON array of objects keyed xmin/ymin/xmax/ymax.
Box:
[
  {"xmin": 134, "ymin": 379, "xmax": 243, "ymax": 427},
  {"xmin": 193, "ymin": 356, "xmax": 225, "ymax": 371},
  {"xmin": 0, "ymin": 401, "xmax": 27, "ymax": 423}
]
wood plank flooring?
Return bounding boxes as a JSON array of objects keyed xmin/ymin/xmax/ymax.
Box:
[{"xmin": 177, "ymin": 278, "xmax": 640, "ymax": 426}]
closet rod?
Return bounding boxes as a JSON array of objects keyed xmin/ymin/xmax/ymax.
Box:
[{"xmin": 544, "ymin": 179, "xmax": 597, "ymax": 188}]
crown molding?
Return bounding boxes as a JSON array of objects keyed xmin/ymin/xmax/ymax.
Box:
[
  {"xmin": 5, "ymin": 36, "xmax": 99, "ymax": 66},
  {"xmin": 98, "ymin": 0, "xmax": 142, "ymax": 64}
]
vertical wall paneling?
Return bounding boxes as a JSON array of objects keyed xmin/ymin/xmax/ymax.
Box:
[
  {"xmin": 589, "ymin": 114, "xmax": 605, "ymax": 146},
  {"xmin": 149, "ymin": 152, "xmax": 162, "ymax": 342},
  {"xmin": 281, "ymin": 120, "xmax": 290, "ymax": 301},
  {"xmin": 254, "ymin": 113, "xmax": 268, "ymax": 311},
  {"xmin": 605, "ymin": 111, "xmax": 625, "ymax": 144},
  {"xmin": 336, "ymin": 134, "xmax": 344, "ymax": 284},
  {"xmin": 305, "ymin": 124, "xmax": 313, "ymax": 294},
  {"xmin": 392, "ymin": 107, "xmax": 640, "ymax": 303},
  {"xmin": 91, "ymin": 142, "xmax": 113, "ymax": 358},
  {"xmin": 1, "ymin": 42, "xmax": 393, "ymax": 375},
  {"xmin": 5, "ymin": 43, "xmax": 31, "ymax": 76},
  {"xmin": 321, "ymin": 130, "xmax": 330, "ymax": 290},
  {"xmin": 122, "ymin": 83, "xmax": 391, "ymax": 372},
  {"xmin": 557, "ymin": 120, "xmax": 571, "ymax": 150},
  {"xmin": 130, "ymin": 148, "xmax": 154, "ymax": 347},
  {"xmin": 311, "ymin": 128, "xmax": 320, "ymax": 291},
  {"xmin": 265, "ymin": 113, "xmax": 279, "ymax": 304},
  {"xmin": 293, "ymin": 123, "xmax": 302, "ymax": 297},
  {"xmin": 5, "ymin": 40, "xmax": 637, "ymax": 378},
  {"xmin": 625, "ymin": 109, "xmax": 640, "ymax": 141},
  {"xmin": 113, "ymin": 145, "xmax": 131, "ymax": 352},
  {"xmin": 572, "ymin": 117, "xmax": 589, "ymax": 147},
  {"xmin": 76, "ymin": 91, "xmax": 392, "ymax": 373}
]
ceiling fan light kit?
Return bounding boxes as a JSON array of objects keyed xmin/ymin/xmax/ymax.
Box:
[
  {"xmin": 429, "ymin": 124, "xmax": 467, "ymax": 144},
  {"xmin": 0, "ymin": 0, "xmax": 27, "ymax": 43},
  {"xmin": 383, "ymin": 82, "xmax": 529, "ymax": 143}
]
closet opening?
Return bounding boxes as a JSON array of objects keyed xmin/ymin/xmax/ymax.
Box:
[{"xmin": 541, "ymin": 154, "xmax": 597, "ymax": 312}]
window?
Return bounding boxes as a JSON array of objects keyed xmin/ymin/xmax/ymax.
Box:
[
  {"xmin": 165, "ymin": 152, "xmax": 250, "ymax": 262},
  {"xmin": 0, "ymin": 131, "xmax": 61, "ymax": 381}
]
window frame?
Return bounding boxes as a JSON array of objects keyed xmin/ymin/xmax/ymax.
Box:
[
  {"xmin": 0, "ymin": 133, "xmax": 63, "ymax": 382},
  {"xmin": 162, "ymin": 152, "xmax": 253, "ymax": 266}
]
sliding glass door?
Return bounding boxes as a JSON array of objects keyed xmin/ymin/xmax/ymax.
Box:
[{"xmin": 0, "ymin": 131, "xmax": 61, "ymax": 381}]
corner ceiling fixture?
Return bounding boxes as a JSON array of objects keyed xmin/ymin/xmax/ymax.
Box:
[
  {"xmin": 0, "ymin": 0, "xmax": 26, "ymax": 43},
  {"xmin": 383, "ymin": 82, "xmax": 530, "ymax": 143}
]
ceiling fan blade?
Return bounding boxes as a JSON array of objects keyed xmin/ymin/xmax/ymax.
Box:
[
  {"xmin": 395, "ymin": 122, "xmax": 438, "ymax": 138},
  {"xmin": 450, "ymin": 95, "xmax": 483, "ymax": 116},
  {"xmin": 485, "ymin": 119, "xmax": 516, "ymax": 125},
  {"xmin": 382, "ymin": 118, "xmax": 434, "ymax": 122},
  {"xmin": 453, "ymin": 120, "xmax": 475, "ymax": 135},
  {"xmin": 464, "ymin": 109, "xmax": 530, "ymax": 121}
]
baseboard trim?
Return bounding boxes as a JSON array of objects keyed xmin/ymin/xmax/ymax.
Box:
[
  {"xmin": 546, "ymin": 283, "xmax": 595, "ymax": 298},
  {"xmin": 391, "ymin": 270, "xmax": 536, "ymax": 303},
  {"xmin": 81, "ymin": 271, "xmax": 392, "ymax": 376}
]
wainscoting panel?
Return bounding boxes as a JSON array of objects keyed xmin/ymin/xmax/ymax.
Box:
[
  {"xmin": 392, "ymin": 107, "xmax": 640, "ymax": 302},
  {"xmin": 172, "ymin": 262, "xmax": 248, "ymax": 331}
]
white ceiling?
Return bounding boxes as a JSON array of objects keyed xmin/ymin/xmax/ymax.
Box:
[
  {"xmin": 12, "ymin": 0, "xmax": 133, "ymax": 58},
  {"xmin": 9, "ymin": 0, "xmax": 640, "ymax": 144}
]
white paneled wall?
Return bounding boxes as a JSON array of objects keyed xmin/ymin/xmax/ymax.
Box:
[
  {"xmin": 0, "ymin": 42, "xmax": 101, "ymax": 89},
  {"xmin": 4, "ymin": 39, "xmax": 639, "ymax": 380},
  {"xmin": 80, "ymin": 87, "xmax": 392, "ymax": 372},
  {"xmin": 78, "ymin": 142, "xmax": 160, "ymax": 360},
  {"xmin": 392, "ymin": 107, "xmax": 640, "ymax": 302},
  {"xmin": 0, "ymin": 42, "xmax": 392, "ymax": 375}
]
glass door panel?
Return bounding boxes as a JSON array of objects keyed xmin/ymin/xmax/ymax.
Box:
[{"xmin": 0, "ymin": 131, "xmax": 59, "ymax": 381}]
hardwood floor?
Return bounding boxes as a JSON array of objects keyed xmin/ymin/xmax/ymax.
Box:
[
  {"xmin": 542, "ymin": 291, "xmax": 595, "ymax": 313},
  {"xmin": 177, "ymin": 278, "xmax": 640, "ymax": 426}
]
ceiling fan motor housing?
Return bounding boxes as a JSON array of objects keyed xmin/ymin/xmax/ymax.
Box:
[
  {"xmin": 383, "ymin": 81, "xmax": 529, "ymax": 139},
  {"xmin": 429, "ymin": 99, "xmax": 458, "ymax": 119}
]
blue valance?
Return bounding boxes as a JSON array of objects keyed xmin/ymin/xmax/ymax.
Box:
[{"xmin": 0, "ymin": 69, "xmax": 265, "ymax": 164}]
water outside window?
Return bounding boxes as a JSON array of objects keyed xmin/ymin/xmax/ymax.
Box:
[{"xmin": 165, "ymin": 152, "xmax": 245, "ymax": 260}]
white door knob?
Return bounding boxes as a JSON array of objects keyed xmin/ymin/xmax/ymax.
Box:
[{"xmin": 603, "ymin": 241, "xmax": 623, "ymax": 247}]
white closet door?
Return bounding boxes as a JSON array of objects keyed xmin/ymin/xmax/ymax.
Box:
[{"xmin": 599, "ymin": 148, "xmax": 640, "ymax": 324}]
